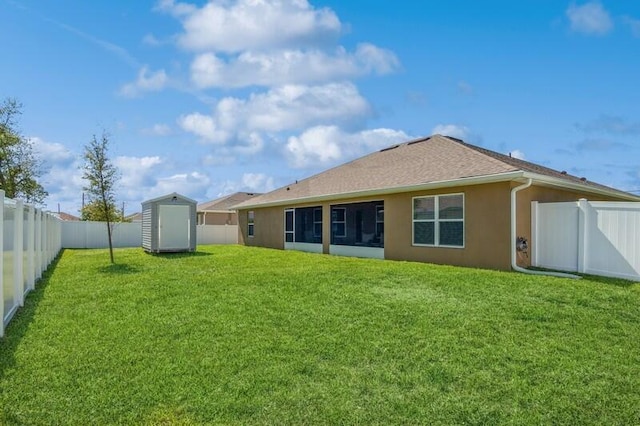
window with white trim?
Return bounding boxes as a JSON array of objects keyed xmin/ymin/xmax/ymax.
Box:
[
  {"xmin": 248, "ymin": 211, "xmax": 255, "ymax": 237},
  {"xmin": 413, "ymin": 194, "xmax": 464, "ymax": 247}
]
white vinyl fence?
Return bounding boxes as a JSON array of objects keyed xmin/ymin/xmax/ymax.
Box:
[
  {"xmin": 1, "ymin": 190, "xmax": 62, "ymax": 338},
  {"xmin": 532, "ymin": 199, "xmax": 640, "ymax": 281},
  {"xmin": 61, "ymin": 222, "xmax": 238, "ymax": 248},
  {"xmin": 61, "ymin": 222, "xmax": 142, "ymax": 248}
]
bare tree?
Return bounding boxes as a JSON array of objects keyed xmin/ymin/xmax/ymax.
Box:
[{"xmin": 83, "ymin": 131, "xmax": 119, "ymax": 263}]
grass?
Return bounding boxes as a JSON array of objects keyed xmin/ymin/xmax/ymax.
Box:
[{"xmin": 1, "ymin": 245, "xmax": 639, "ymax": 425}]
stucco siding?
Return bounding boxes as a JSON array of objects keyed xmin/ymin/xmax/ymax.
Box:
[
  {"xmin": 384, "ymin": 182, "xmax": 512, "ymax": 270},
  {"xmin": 239, "ymin": 206, "xmax": 284, "ymax": 249}
]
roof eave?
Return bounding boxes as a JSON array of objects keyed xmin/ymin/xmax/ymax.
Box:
[
  {"xmin": 235, "ymin": 171, "xmax": 526, "ymax": 209},
  {"xmin": 522, "ymin": 172, "xmax": 640, "ymax": 201},
  {"xmin": 197, "ymin": 209, "xmax": 234, "ymax": 213}
]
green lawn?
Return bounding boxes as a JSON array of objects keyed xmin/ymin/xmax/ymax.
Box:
[{"xmin": 1, "ymin": 246, "xmax": 639, "ymax": 425}]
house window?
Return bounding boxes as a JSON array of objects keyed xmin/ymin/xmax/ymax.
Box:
[
  {"xmin": 248, "ymin": 211, "xmax": 255, "ymax": 237},
  {"xmin": 413, "ymin": 194, "xmax": 464, "ymax": 247},
  {"xmin": 284, "ymin": 209, "xmax": 294, "ymax": 242},
  {"xmin": 332, "ymin": 207, "xmax": 346, "ymax": 237},
  {"xmin": 313, "ymin": 208, "xmax": 322, "ymax": 238}
]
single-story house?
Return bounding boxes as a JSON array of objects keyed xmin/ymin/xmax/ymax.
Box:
[
  {"xmin": 197, "ymin": 192, "xmax": 261, "ymax": 225},
  {"xmin": 233, "ymin": 134, "xmax": 639, "ymax": 271},
  {"xmin": 125, "ymin": 212, "xmax": 143, "ymax": 223},
  {"xmin": 52, "ymin": 211, "xmax": 81, "ymax": 221}
]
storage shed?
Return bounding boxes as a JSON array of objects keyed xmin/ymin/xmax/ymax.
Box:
[{"xmin": 141, "ymin": 192, "xmax": 197, "ymax": 253}]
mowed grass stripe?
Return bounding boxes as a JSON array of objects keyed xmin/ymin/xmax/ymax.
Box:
[{"xmin": 1, "ymin": 245, "xmax": 638, "ymax": 425}]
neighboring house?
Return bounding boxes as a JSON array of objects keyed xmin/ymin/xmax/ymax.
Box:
[
  {"xmin": 52, "ymin": 212, "xmax": 81, "ymax": 221},
  {"xmin": 233, "ymin": 134, "xmax": 639, "ymax": 271},
  {"xmin": 197, "ymin": 192, "xmax": 261, "ymax": 225},
  {"xmin": 125, "ymin": 212, "xmax": 143, "ymax": 223}
]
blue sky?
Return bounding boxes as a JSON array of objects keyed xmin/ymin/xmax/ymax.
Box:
[{"xmin": 2, "ymin": 0, "xmax": 639, "ymax": 214}]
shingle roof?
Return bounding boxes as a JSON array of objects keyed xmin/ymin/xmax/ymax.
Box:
[
  {"xmin": 198, "ymin": 192, "xmax": 261, "ymax": 211},
  {"xmin": 234, "ymin": 134, "xmax": 637, "ymax": 208},
  {"xmin": 53, "ymin": 212, "xmax": 81, "ymax": 221}
]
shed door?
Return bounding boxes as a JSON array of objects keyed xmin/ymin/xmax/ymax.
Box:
[{"xmin": 159, "ymin": 205, "xmax": 191, "ymax": 250}]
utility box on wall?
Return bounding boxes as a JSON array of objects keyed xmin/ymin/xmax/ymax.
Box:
[{"xmin": 141, "ymin": 192, "xmax": 197, "ymax": 253}]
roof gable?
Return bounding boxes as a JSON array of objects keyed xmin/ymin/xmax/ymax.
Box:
[{"xmin": 198, "ymin": 192, "xmax": 261, "ymax": 211}]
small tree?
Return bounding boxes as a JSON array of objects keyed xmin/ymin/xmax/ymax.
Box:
[
  {"xmin": 81, "ymin": 199, "xmax": 122, "ymax": 222},
  {"xmin": 0, "ymin": 98, "xmax": 47, "ymax": 203},
  {"xmin": 83, "ymin": 131, "xmax": 119, "ymax": 264}
]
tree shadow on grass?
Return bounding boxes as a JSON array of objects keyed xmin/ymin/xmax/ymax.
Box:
[
  {"xmin": 145, "ymin": 251, "xmax": 213, "ymax": 259},
  {"xmin": 0, "ymin": 251, "xmax": 61, "ymax": 380},
  {"xmin": 97, "ymin": 263, "xmax": 142, "ymax": 275}
]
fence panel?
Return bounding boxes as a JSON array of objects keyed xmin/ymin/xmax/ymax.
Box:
[
  {"xmin": 532, "ymin": 201, "xmax": 579, "ymax": 272},
  {"xmin": 196, "ymin": 225, "xmax": 238, "ymax": 245},
  {"xmin": 1, "ymin": 190, "xmax": 62, "ymax": 338},
  {"xmin": 61, "ymin": 221, "xmax": 142, "ymax": 248},
  {"xmin": 61, "ymin": 222, "xmax": 238, "ymax": 248},
  {"xmin": 532, "ymin": 200, "xmax": 640, "ymax": 281}
]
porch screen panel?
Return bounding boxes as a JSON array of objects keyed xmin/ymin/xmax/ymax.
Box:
[
  {"xmin": 294, "ymin": 207, "xmax": 322, "ymax": 244},
  {"xmin": 331, "ymin": 201, "xmax": 384, "ymax": 248}
]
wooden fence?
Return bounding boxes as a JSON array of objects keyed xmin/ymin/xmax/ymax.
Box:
[
  {"xmin": 531, "ymin": 199, "xmax": 640, "ymax": 281},
  {"xmin": 1, "ymin": 190, "xmax": 61, "ymax": 338}
]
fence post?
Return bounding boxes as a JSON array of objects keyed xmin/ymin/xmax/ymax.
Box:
[
  {"xmin": 0, "ymin": 190, "xmax": 4, "ymax": 338},
  {"xmin": 35, "ymin": 209, "xmax": 42, "ymax": 280},
  {"xmin": 577, "ymin": 199, "xmax": 588, "ymax": 273},
  {"xmin": 14, "ymin": 200, "xmax": 24, "ymax": 307},
  {"xmin": 26, "ymin": 205, "xmax": 35, "ymax": 291},
  {"xmin": 531, "ymin": 201, "xmax": 536, "ymax": 265}
]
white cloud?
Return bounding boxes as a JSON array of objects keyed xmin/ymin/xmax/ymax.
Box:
[
  {"xmin": 142, "ymin": 33, "xmax": 162, "ymax": 46},
  {"xmin": 190, "ymin": 43, "xmax": 399, "ymax": 89},
  {"xmin": 119, "ymin": 66, "xmax": 169, "ymax": 97},
  {"xmin": 148, "ymin": 171, "xmax": 212, "ymax": 201},
  {"xmin": 141, "ymin": 123, "xmax": 172, "ymax": 136},
  {"xmin": 160, "ymin": 0, "xmax": 342, "ymax": 53},
  {"xmin": 510, "ymin": 149, "xmax": 526, "ymax": 160},
  {"xmin": 179, "ymin": 82, "xmax": 371, "ymax": 145},
  {"xmin": 31, "ymin": 137, "xmax": 75, "ymax": 166},
  {"xmin": 566, "ymin": 1, "xmax": 613, "ymax": 35},
  {"xmin": 623, "ymin": 16, "xmax": 640, "ymax": 38},
  {"xmin": 286, "ymin": 125, "xmax": 410, "ymax": 168},
  {"xmin": 115, "ymin": 156, "xmax": 164, "ymax": 189},
  {"xmin": 178, "ymin": 112, "xmax": 230, "ymax": 143},
  {"xmin": 431, "ymin": 124, "xmax": 470, "ymax": 140},
  {"xmin": 218, "ymin": 172, "xmax": 277, "ymax": 195}
]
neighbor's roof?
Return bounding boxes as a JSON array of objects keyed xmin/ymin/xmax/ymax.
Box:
[
  {"xmin": 53, "ymin": 212, "xmax": 81, "ymax": 221},
  {"xmin": 197, "ymin": 192, "xmax": 261, "ymax": 212},
  {"xmin": 125, "ymin": 212, "xmax": 143, "ymax": 222},
  {"xmin": 234, "ymin": 134, "xmax": 639, "ymax": 209}
]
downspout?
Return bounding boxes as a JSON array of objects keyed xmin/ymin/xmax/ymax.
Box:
[{"xmin": 511, "ymin": 179, "xmax": 581, "ymax": 279}]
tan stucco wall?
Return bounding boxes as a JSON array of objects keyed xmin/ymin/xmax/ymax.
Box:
[
  {"xmin": 383, "ymin": 182, "xmax": 513, "ymax": 270},
  {"xmin": 238, "ymin": 181, "xmax": 630, "ymax": 271},
  {"xmin": 238, "ymin": 206, "xmax": 284, "ymax": 249}
]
